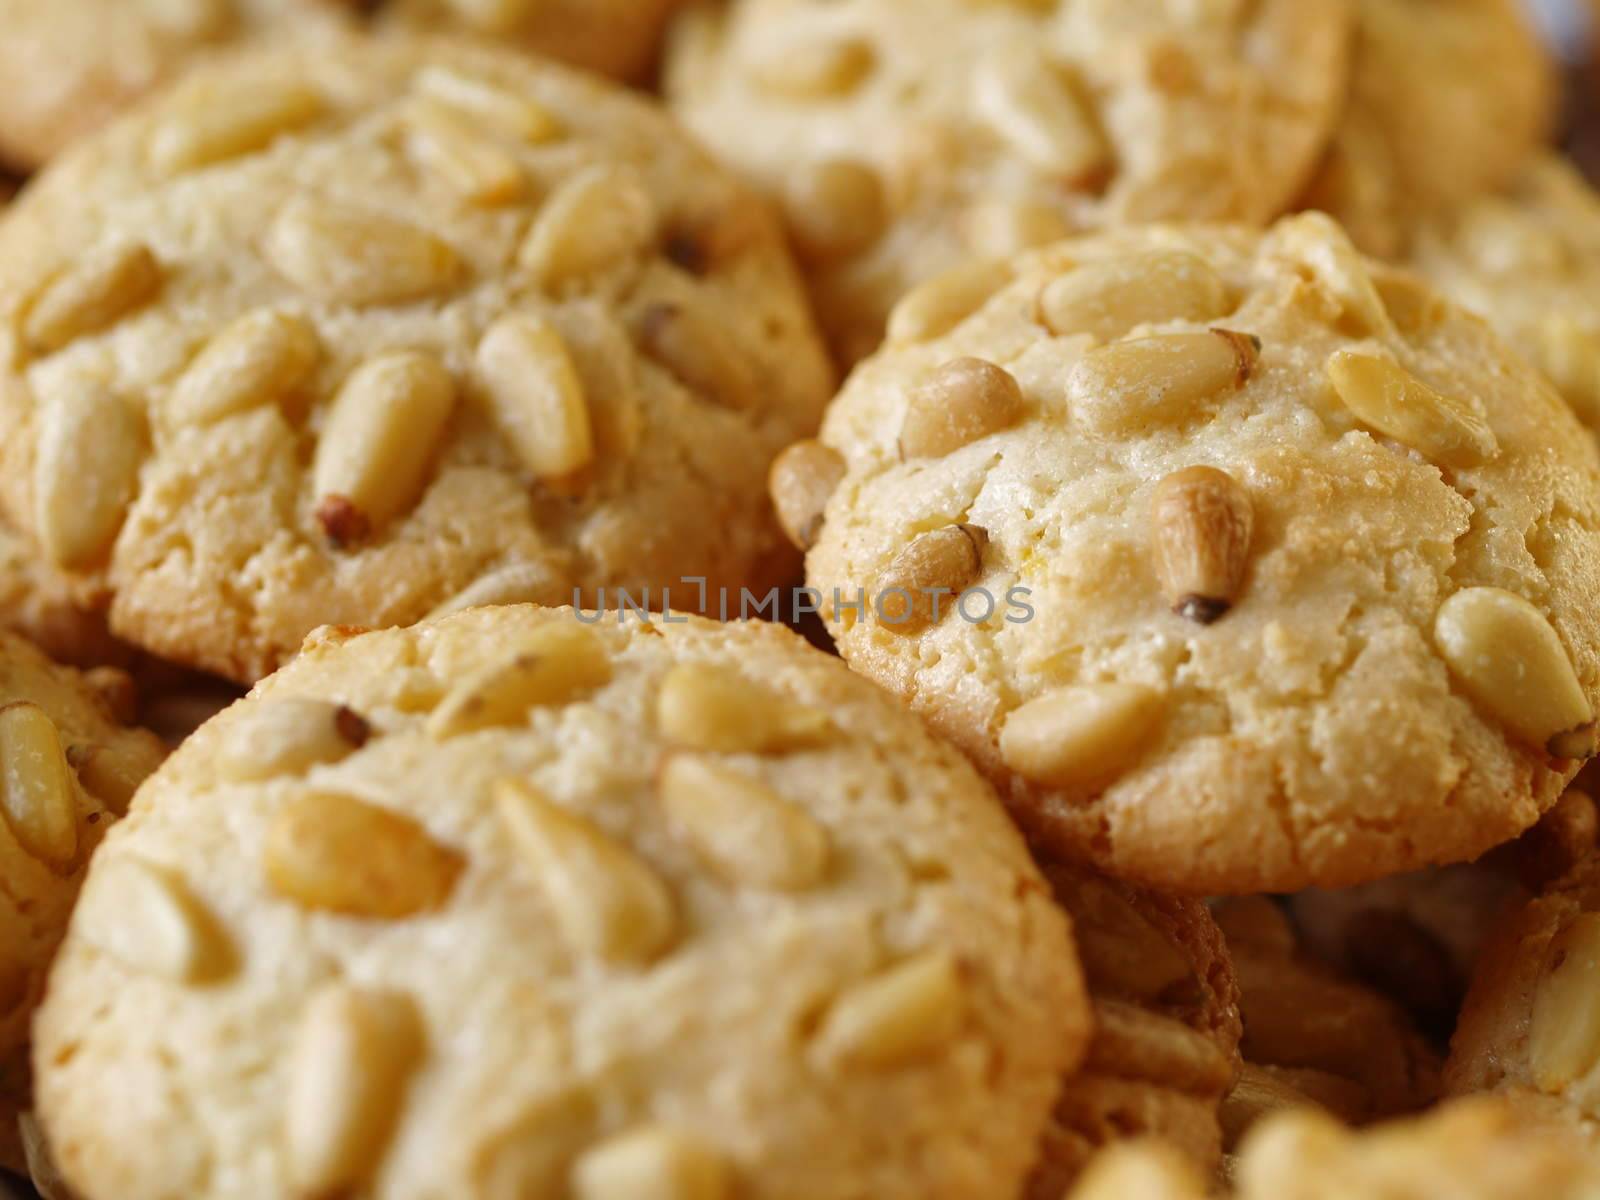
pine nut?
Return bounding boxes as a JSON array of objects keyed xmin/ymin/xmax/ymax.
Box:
[
  {"xmin": 571, "ymin": 1127, "xmax": 730, "ymax": 1200},
  {"xmin": 267, "ymin": 200, "xmax": 461, "ymax": 306},
  {"xmin": 768, "ymin": 439, "xmax": 845, "ymax": 551},
  {"xmin": 476, "ymin": 315, "xmax": 595, "ymax": 481},
  {"xmin": 65, "ymin": 741, "xmax": 164, "ymax": 815},
  {"xmin": 1435, "ymin": 587, "xmax": 1595, "ymax": 757},
  {"xmin": 875, "ymin": 524, "xmax": 988, "ymax": 634},
  {"xmin": 1267, "ymin": 212, "xmax": 1395, "ymax": 339},
  {"xmin": 425, "ymin": 562, "xmax": 565, "ymax": 618},
  {"xmin": 659, "ymin": 756, "xmax": 829, "ymax": 891},
  {"xmin": 973, "ymin": 46, "xmax": 1105, "ymax": 181},
  {"xmin": 148, "ymin": 78, "xmax": 323, "ymax": 172},
  {"xmin": 313, "ymin": 351, "xmax": 457, "ymax": 544},
  {"xmin": 1150, "ymin": 465, "xmax": 1253, "ymax": 624},
  {"xmin": 899, "ymin": 358, "xmax": 1025, "ymax": 459},
  {"xmin": 0, "ymin": 702, "xmax": 77, "ymax": 870},
  {"xmin": 886, "ymin": 259, "xmax": 1011, "ymax": 345},
  {"xmin": 1536, "ymin": 317, "xmax": 1600, "ymax": 430},
  {"xmin": 286, "ymin": 984, "xmax": 422, "ymax": 1196},
  {"xmin": 749, "ymin": 35, "xmax": 875, "ymax": 97},
  {"xmin": 813, "ymin": 952, "xmax": 966, "ymax": 1070},
  {"xmin": 960, "ymin": 197, "xmax": 1072, "ymax": 258},
  {"xmin": 635, "ymin": 303, "xmax": 756, "ymax": 410},
  {"xmin": 24, "ymin": 241, "xmax": 162, "ymax": 354},
  {"xmin": 495, "ymin": 778, "xmax": 676, "ymax": 963},
  {"xmin": 145, "ymin": 0, "xmax": 232, "ymax": 36},
  {"xmin": 1038, "ymin": 252, "xmax": 1230, "ymax": 343},
  {"xmin": 168, "ymin": 308, "xmax": 321, "ymax": 426},
  {"xmin": 999, "ymin": 683, "xmax": 1166, "ymax": 788},
  {"xmin": 1068, "ymin": 328, "xmax": 1259, "ymax": 435},
  {"xmin": 1326, "ymin": 351, "xmax": 1497, "ymax": 468},
  {"xmin": 215, "ymin": 699, "xmax": 370, "ymax": 782},
  {"xmin": 426, "ymin": 624, "xmax": 610, "ymax": 738},
  {"xmin": 84, "ymin": 665, "xmax": 140, "ymax": 724},
  {"xmin": 34, "ymin": 379, "xmax": 145, "ymax": 567},
  {"xmin": 1528, "ymin": 912, "xmax": 1600, "ymax": 1091},
  {"xmin": 264, "ymin": 793, "xmax": 463, "ymax": 917},
  {"xmin": 406, "ymin": 100, "xmax": 524, "ymax": 206},
  {"xmin": 413, "ymin": 66, "xmax": 560, "ymax": 143},
  {"xmin": 784, "ymin": 158, "xmax": 887, "ymax": 261},
  {"xmin": 76, "ymin": 857, "xmax": 231, "ymax": 981},
  {"xmin": 1062, "ymin": 872, "xmax": 1194, "ymax": 1003},
  {"xmin": 1088, "ymin": 998, "xmax": 1233, "ymax": 1092},
  {"xmin": 655, "ymin": 664, "xmax": 831, "ymax": 754},
  {"xmin": 520, "ymin": 165, "xmax": 657, "ymax": 287}
]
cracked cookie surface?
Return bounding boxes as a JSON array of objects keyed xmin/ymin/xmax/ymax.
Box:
[
  {"xmin": 0, "ymin": 35, "xmax": 832, "ymax": 683},
  {"xmin": 34, "ymin": 606, "xmax": 1085, "ymax": 1200},
  {"xmin": 795, "ymin": 215, "xmax": 1600, "ymax": 893}
]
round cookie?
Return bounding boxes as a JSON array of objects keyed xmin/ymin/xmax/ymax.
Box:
[
  {"xmin": 1028, "ymin": 864, "xmax": 1241, "ymax": 1197},
  {"xmin": 0, "ymin": 631, "xmax": 167, "ymax": 1175},
  {"xmin": 1300, "ymin": 0, "xmax": 1555, "ymax": 259},
  {"xmin": 0, "ymin": 0, "xmax": 351, "ymax": 171},
  {"xmin": 33, "ymin": 607, "xmax": 1085, "ymax": 1200},
  {"xmin": 666, "ymin": 0, "xmax": 1352, "ymax": 362},
  {"xmin": 0, "ymin": 524, "xmax": 125, "ymax": 671},
  {"xmin": 0, "ymin": 35, "xmax": 832, "ymax": 684},
  {"xmin": 788, "ymin": 214, "xmax": 1600, "ymax": 894}
]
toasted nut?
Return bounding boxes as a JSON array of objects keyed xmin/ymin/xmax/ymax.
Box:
[
  {"xmin": 635, "ymin": 303, "xmax": 755, "ymax": 410},
  {"xmin": 768, "ymin": 439, "xmax": 845, "ymax": 551},
  {"xmin": 427, "ymin": 624, "xmax": 610, "ymax": 737},
  {"xmin": 1069, "ymin": 1141, "xmax": 1209, "ymax": 1200},
  {"xmin": 875, "ymin": 524, "xmax": 988, "ymax": 634},
  {"xmin": 1434, "ymin": 587, "xmax": 1594, "ymax": 757},
  {"xmin": 999, "ymin": 683, "xmax": 1166, "ymax": 789},
  {"xmin": 313, "ymin": 351, "xmax": 457, "ymax": 543},
  {"xmin": 35, "ymin": 379, "xmax": 145, "ymax": 568},
  {"xmin": 24, "ymin": 241, "xmax": 163, "ymax": 354},
  {"xmin": 1220, "ymin": 1064, "xmax": 1330, "ymax": 1148},
  {"xmin": 886, "ymin": 259, "xmax": 1011, "ymax": 345},
  {"xmin": 264, "ymin": 793, "xmax": 463, "ymax": 917},
  {"xmin": 520, "ymin": 165, "xmax": 657, "ymax": 287},
  {"xmin": 65, "ymin": 741, "xmax": 164, "ymax": 815},
  {"xmin": 413, "ymin": 65, "xmax": 560, "ymax": 142},
  {"xmin": 168, "ymin": 308, "xmax": 321, "ymax": 426},
  {"xmin": 655, "ymin": 664, "xmax": 830, "ymax": 753},
  {"xmin": 266, "ymin": 200, "xmax": 461, "ymax": 306},
  {"xmin": 215, "ymin": 699, "xmax": 370, "ymax": 782},
  {"xmin": 1529, "ymin": 912, "xmax": 1600, "ymax": 1091},
  {"xmin": 1039, "ymin": 252, "xmax": 1230, "ymax": 343},
  {"xmin": 83, "ymin": 665, "xmax": 140, "ymax": 724},
  {"xmin": 1068, "ymin": 329, "xmax": 1259, "ymax": 435},
  {"xmin": 659, "ymin": 756, "xmax": 829, "ymax": 891},
  {"xmin": 1067, "ymin": 875, "xmax": 1194, "ymax": 1003},
  {"xmin": 495, "ymin": 778, "xmax": 676, "ymax": 963},
  {"xmin": 571, "ymin": 1127, "xmax": 730, "ymax": 1200},
  {"xmin": 1151, "ymin": 465, "xmax": 1253, "ymax": 624},
  {"xmin": 899, "ymin": 358, "xmax": 1025, "ymax": 459},
  {"xmin": 286, "ymin": 983, "xmax": 422, "ymax": 1196},
  {"xmin": 814, "ymin": 952, "xmax": 966, "ymax": 1070},
  {"xmin": 785, "ymin": 158, "xmax": 887, "ymax": 261},
  {"xmin": 426, "ymin": 562, "xmax": 566, "ymax": 618},
  {"xmin": 1326, "ymin": 351, "xmax": 1497, "ymax": 467},
  {"xmin": 1536, "ymin": 317, "xmax": 1600, "ymax": 430},
  {"xmin": 405, "ymin": 100, "xmax": 523, "ymax": 206},
  {"xmin": 1087, "ymin": 998, "xmax": 1234, "ymax": 1092},
  {"xmin": 1267, "ymin": 212, "xmax": 1395, "ymax": 339},
  {"xmin": 750, "ymin": 35, "xmax": 874, "ymax": 96},
  {"xmin": 76, "ymin": 857, "xmax": 232, "ymax": 981},
  {"xmin": 0, "ymin": 702, "xmax": 78, "ymax": 869},
  {"xmin": 961, "ymin": 197, "xmax": 1072, "ymax": 258},
  {"xmin": 476, "ymin": 315, "xmax": 595, "ymax": 481},
  {"xmin": 148, "ymin": 77, "xmax": 321, "ymax": 172},
  {"xmin": 973, "ymin": 46, "xmax": 1105, "ymax": 180}
]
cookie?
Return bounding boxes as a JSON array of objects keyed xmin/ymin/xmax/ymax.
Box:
[
  {"xmin": 1212, "ymin": 898, "xmax": 1440, "ymax": 1133},
  {"xmin": 0, "ymin": 524, "xmax": 125, "ymax": 671},
  {"xmin": 1028, "ymin": 864, "xmax": 1241, "ymax": 1197},
  {"xmin": 386, "ymin": 0, "xmax": 681, "ymax": 81},
  {"xmin": 789, "ymin": 214, "xmax": 1600, "ymax": 894},
  {"xmin": 0, "ymin": 631, "xmax": 167, "ymax": 1175},
  {"xmin": 666, "ymin": 0, "xmax": 1351, "ymax": 362},
  {"xmin": 1068, "ymin": 1097, "xmax": 1600, "ymax": 1200},
  {"xmin": 1300, "ymin": 0, "xmax": 1555, "ymax": 258},
  {"xmin": 0, "ymin": 0, "xmax": 350, "ymax": 171},
  {"xmin": 33, "ymin": 606, "xmax": 1085, "ymax": 1200},
  {"xmin": 1409, "ymin": 155, "xmax": 1600, "ymax": 435},
  {"xmin": 0, "ymin": 35, "xmax": 832, "ymax": 684}
]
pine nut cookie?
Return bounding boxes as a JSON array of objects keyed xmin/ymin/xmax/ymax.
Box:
[
  {"xmin": 790, "ymin": 215, "xmax": 1600, "ymax": 894},
  {"xmin": 0, "ymin": 631, "xmax": 167, "ymax": 1176},
  {"xmin": 1028, "ymin": 864, "xmax": 1241, "ymax": 1197},
  {"xmin": 0, "ymin": 525, "xmax": 125, "ymax": 671},
  {"xmin": 0, "ymin": 35, "xmax": 832, "ymax": 684},
  {"xmin": 666, "ymin": 0, "xmax": 1352, "ymax": 363},
  {"xmin": 1300, "ymin": 0, "xmax": 1556, "ymax": 259},
  {"xmin": 32, "ymin": 606, "xmax": 1085, "ymax": 1200}
]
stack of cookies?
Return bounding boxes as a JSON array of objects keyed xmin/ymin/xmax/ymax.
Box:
[{"xmin": 1, "ymin": 1, "xmax": 1600, "ymax": 1197}]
